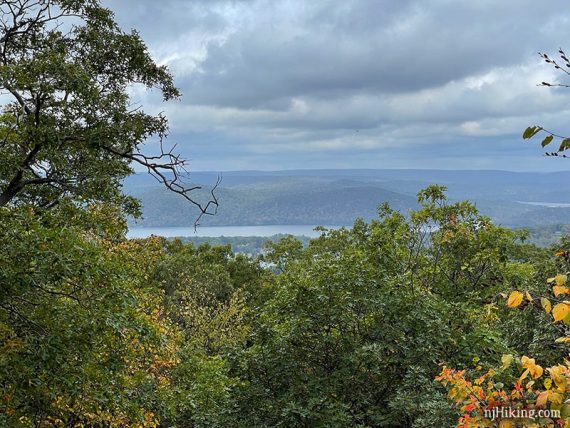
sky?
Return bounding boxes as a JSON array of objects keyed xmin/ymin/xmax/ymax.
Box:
[{"xmin": 106, "ymin": 0, "xmax": 570, "ymax": 171}]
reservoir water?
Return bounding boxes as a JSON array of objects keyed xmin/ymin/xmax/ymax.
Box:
[
  {"xmin": 516, "ymin": 201, "xmax": 570, "ymax": 208},
  {"xmin": 127, "ymin": 225, "xmax": 342, "ymax": 239}
]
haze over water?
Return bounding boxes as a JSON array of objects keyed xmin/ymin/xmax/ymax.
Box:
[{"xmin": 127, "ymin": 225, "xmax": 342, "ymax": 238}]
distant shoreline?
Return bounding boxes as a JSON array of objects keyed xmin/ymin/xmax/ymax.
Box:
[
  {"xmin": 516, "ymin": 201, "xmax": 570, "ymax": 208},
  {"xmin": 127, "ymin": 225, "xmax": 344, "ymax": 239}
]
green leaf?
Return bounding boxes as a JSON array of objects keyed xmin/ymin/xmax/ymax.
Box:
[
  {"xmin": 561, "ymin": 403, "xmax": 570, "ymax": 419},
  {"xmin": 541, "ymin": 135, "xmax": 554, "ymax": 147},
  {"xmin": 523, "ymin": 126, "xmax": 542, "ymax": 139},
  {"xmin": 523, "ymin": 127, "xmax": 535, "ymax": 139}
]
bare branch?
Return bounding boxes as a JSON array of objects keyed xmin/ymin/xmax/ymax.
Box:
[
  {"xmin": 0, "ymin": 302, "xmax": 48, "ymax": 335},
  {"xmin": 101, "ymin": 143, "xmax": 220, "ymax": 227}
]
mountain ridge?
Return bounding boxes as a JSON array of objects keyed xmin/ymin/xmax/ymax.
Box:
[{"xmin": 124, "ymin": 169, "xmax": 570, "ymax": 228}]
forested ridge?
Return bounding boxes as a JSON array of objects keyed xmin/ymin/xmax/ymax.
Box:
[{"xmin": 125, "ymin": 170, "xmax": 570, "ymax": 229}]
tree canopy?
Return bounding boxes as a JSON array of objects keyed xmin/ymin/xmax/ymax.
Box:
[
  {"xmin": 3, "ymin": 2, "xmax": 570, "ymax": 427},
  {"xmin": 0, "ymin": 0, "xmax": 217, "ymax": 220}
]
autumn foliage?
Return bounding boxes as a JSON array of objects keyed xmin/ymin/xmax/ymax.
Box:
[{"xmin": 437, "ymin": 250, "xmax": 570, "ymax": 427}]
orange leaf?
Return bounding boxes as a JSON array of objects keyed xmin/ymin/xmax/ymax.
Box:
[
  {"xmin": 553, "ymin": 286, "xmax": 570, "ymax": 297},
  {"xmin": 507, "ymin": 291, "xmax": 524, "ymax": 308},
  {"xmin": 536, "ymin": 390, "xmax": 549, "ymax": 407}
]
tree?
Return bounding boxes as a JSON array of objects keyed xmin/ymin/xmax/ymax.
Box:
[
  {"xmin": 434, "ymin": 207, "xmax": 570, "ymax": 427},
  {"xmin": 0, "ymin": 207, "xmax": 175, "ymax": 426},
  {"xmin": 0, "ymin": 0, "xmax": 218, "ymax": 221},
  {"xmin": 0, "ymin": 212, "xmax": 263, "ymax": 426},
  {"xmin": 522, "ymin": 49, "xmax": 570, "ymax": 157},
  {"xmin": 0, "ymin": 2, "xmax": 233, "ymax": 425},
  {"xmin": 437, "ymin": 268, "xmax": 570, "ymax": 427},
  {"xmin": 228, "ymin": 188, "xmax": 536, "ymax": 427}
]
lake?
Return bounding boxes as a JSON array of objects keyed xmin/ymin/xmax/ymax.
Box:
[
  {"xmin": 517, "ymin": 201, "xmax": 570, "ymax": 208},
  {"xmin": 127, "ymin": 225, "xmax": 343, "ymax": 239}
]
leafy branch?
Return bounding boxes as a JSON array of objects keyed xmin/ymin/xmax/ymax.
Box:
[{"xmin": 523, "ymin": 48, "xmax": 570, "ymax": 157}]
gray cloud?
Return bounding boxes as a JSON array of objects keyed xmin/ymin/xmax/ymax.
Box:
[
  {"xmin": 107, "ymin": 0, "xmax": 570, "ymax": 171},
  {"xmin": 177, "ymin": 0, "xmax": 568, "ymax": 107}
]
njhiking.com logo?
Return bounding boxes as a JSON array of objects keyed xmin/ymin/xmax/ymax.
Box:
[{"xmin": 484, "ymin": 406, "xmax": 561, "ymax": 421}]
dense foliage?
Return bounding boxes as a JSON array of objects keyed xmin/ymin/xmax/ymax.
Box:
[
  {"xmin": 2, "ymin": 1, "xmax": 570, "ymax": 427},
  {"xmin": 178, "ymin": 235, "xmax": 312, "ymax": 257},
  {"xmin": 3, "ymin": 184, "xmax": 568, "ymax": 427},
  {"xmin": 437, "ymin": 231, "xmax": 570, "ymax": 427},
  {"xmin": 0, "ymin": 0, "xmax": 216, "ymax": 220}
]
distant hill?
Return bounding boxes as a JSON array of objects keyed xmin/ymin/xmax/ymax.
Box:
[{"xmin": 124, "ymin": 169, "xmax": 570, "ymax": 228}]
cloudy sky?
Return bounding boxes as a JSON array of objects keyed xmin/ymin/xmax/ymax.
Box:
[{"xmin": 107, "ymin": 0, "xmax": 570, "ymax": 171}]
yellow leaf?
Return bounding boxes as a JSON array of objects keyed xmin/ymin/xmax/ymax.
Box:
[
  {"xmin": 550, "ymin": 392, "xmax": 564, "ymax": 405},
  {"xmin": 541, "ymin": 297, "xmax": 552, "ymax": 314},
  {"xmin": 553, "ymin": 303, "xmax": 570, "ymax": 322},
  {"xmin": 555, "ymin": 337, "xmax": 570, "ymax": 343},
  {"xmin": 521, "ymin": 356, "xmax": 543, "ymax": 379},
  {"xmin": 532, "ymin": 365, "xmax": 543, "ymax": 379},
  {"xmin": 556, "ymin": 274, "xmax": 568, "ymax": 286},
  {"xmin": 501, "ymin": 354, "xmax": 514, "ymax": 371},
  {"xmin": 548, "ymin": 365, "xmax": 567, "ymax": 389},
  {"xmin": 499, "ymin": 420, "xmax": 514, "ymax": 428},
  {"xmin": 507, "ymin": 291, "xmax": 524, "ymax": 308},
  {"xmin": 519, "ymin": 368, "xmax": 530, "ymax": 382},
  {"xmin": 525, "ymin": 291, "xmax": 534, "ymax": 302},
  {"xmin": 544, "ymin": 377, "xmax": 553, "ymax": 390}
]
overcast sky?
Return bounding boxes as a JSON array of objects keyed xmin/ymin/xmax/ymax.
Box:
[{"xmin": 107, "ymin": 0, "xmax": 570, "ymax": 171}]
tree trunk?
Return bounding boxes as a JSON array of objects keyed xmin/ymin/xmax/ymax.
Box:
[{"xmin": 0, "ymin": 172, "xmax": 24, "ymax": 207}]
